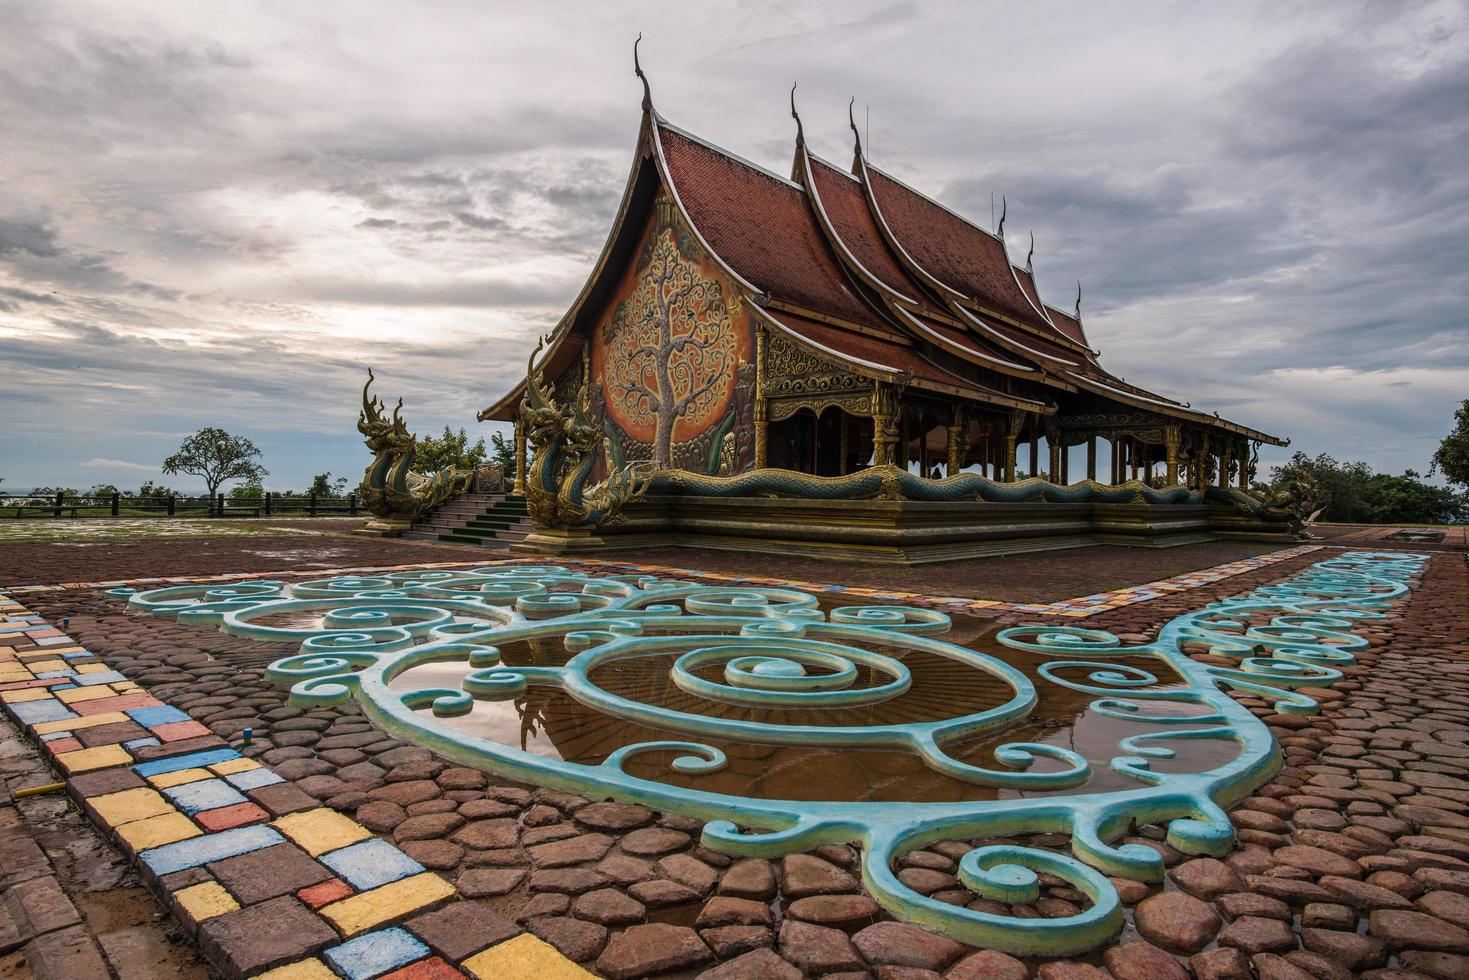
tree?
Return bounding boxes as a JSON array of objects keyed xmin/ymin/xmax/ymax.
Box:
[
  {"xmin": 137, "ymin": 480, "xmax": 176, "ymax": 498},
  {"xmin": 415, "ymin": 426, "xmax": 487, "ymax": 473},
  {"xmin": 1263, "ymin": 452, "xmax": 1468, "ymax": 524},
  {"xmin": 1432, "ymin": 399, "xmax": 1469, "ymax": 489},
  {"xmin": 228, "ymin": 476, "xmax": 264, "ymax": 502},
  {"xmin": 489, "ymin": 431, "xmax": 516, "ymax": 473},
  {"xmin": 306, "ymin": 472, "xmax": 349, "ymax": 497},
  {"xmin": 603, "ymin": 228, "xmax": 737, "ymax": 468},
  {"xmin": 162, "ymin": 428, "xmax": 268, "ymax": 498}
]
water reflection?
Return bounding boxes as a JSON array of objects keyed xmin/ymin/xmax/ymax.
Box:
[{"xmin": 387, "ymin": 602, "xmax": 1240, "ymax": 805}]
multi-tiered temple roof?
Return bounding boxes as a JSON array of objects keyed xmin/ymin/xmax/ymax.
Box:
[{"xmin": 482, "ymin": 70, "xmax": 1284, "ymax": 460}]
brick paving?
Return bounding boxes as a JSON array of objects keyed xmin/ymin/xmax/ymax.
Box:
[{"xmin": 0, "ymin": 546, "xmax": 1465, "ymax": 978}]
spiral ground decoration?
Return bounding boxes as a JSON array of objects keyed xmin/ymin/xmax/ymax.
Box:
[{"xmin": 112, "ymin": 550, "xmax": 1424, "ymax": 956}]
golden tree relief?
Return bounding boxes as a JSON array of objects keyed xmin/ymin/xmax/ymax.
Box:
[{"xmin": 602, "ymin": 227, "xmax": 741, "ymax": 469}]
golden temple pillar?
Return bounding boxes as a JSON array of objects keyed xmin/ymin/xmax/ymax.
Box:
[
  {"xmin": 1165, "ymin": 425, "xmax": 1181, "ymax": 486},
  {"xmin": 945, "ymin": 408, "xmax": 968, "ymax": 475},
  {"xmin": 1218, "ymin": 448, "xmax": 1232, "ymax": 488},
  {"xmin": 1239, "ymin": 441, "xmax": 1252, "ymax": 489},
  {"xmin": 1086, "ymin": 436, "xmax": 1097, "ymax": 481},
  {"xmin": 512, "ymin": 417, "xmax": 527, "ymax": 495},
  {"xmin": 1048, "ymin": 433, "xmax": 1062, "ymax": 482},
  {"xmin": 1028, "ymin": 432, "xmax": 1038, "ymax": 478},
  {"xmin": 871, "ymin": 383, "xmax": 897, "ymax": 467},
  {"xmin": 754, "ymin": 328, "xmax": 768, "ymax": 468}
]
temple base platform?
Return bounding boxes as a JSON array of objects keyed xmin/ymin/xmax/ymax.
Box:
[{"xmin": 512, "ymin": 497, "xmax": 1294, "ymax": 565}]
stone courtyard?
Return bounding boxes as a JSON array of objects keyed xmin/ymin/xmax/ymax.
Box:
[{"xmin": 1, "ymin": 524, "xmax": 1467, "ymax": 980}]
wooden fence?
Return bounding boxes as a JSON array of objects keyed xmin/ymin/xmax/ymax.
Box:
[{"xmin": 0, "ymin": 493, "xmax": 360, "ymax": 519}]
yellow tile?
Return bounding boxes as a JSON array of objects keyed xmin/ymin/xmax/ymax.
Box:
[
  {"xmin": 90, "ymin": 787, "xmax": 175, "ymax": 827},
  {"xmin": 208, "ymin": 757, "xmax": 260, "ymax": 776},
  {"xmin": 22, "ymin": 659, "xmax": 68, "ymax": 673},
  {"xmin": 113, "ymin": 682, "xmax": 140, "ymax": 692},
  {"xmin": 147, "ymin": 768, "xmax": 212, "ymax": 789},
  {"xmin": 0, "ymin": 669, "xmax": 33, "ymax": 682},
  {"xmin": 32, "ymin": 711, "xmax": 127, "ymax": 735},
  {"xmin": 318, "ymin": 872, "xmax": 455, "ymax": 936},
  {"xmin": 462, "ymin": 934, "xmax": 594, "ymax": 979},
  {"xmin": 116, "ymin": 811, "xmax": 202, "ymax": 852},
  {"xmin": 174, "ymin": 881, "xmax": 239, "ymax": 925},
  {"xmin": 254, "ymin": 960, "xmax": 338, "ymax": 980},
  {"xmin": 56, "ymin": 685, "xmax": 115, "ymax": 704},
  {"xmin": 54, "ymin": 744, "xmax": 131, "ymax": 774},
  {"xmin": 34, "ymin": 646, "xmax": 83, "ymax": 656},
  {"xmin": 272, "ymin": 808, "xmax": 371, "ymax": 858},
  {"xmin": 75, "ymin": 663, "xmax": 113, "ymax": 674},
  {"xmin": 1, "ymin": 688, "xmax": 52, "ymax": 703}
]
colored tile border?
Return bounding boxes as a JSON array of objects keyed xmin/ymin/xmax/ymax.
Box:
[{"xmin": 0, "ymin": 595, "xmax": 574, "ymax": 979}]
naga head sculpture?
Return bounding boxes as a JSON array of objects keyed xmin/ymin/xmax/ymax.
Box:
[{"xmin": 358, "ymin": 368, "xmax": 415, "ymax": 454}]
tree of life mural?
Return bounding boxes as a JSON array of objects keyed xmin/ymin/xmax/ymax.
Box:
[{"xmin": 603, "ymin": 227, "xmax": 737, "ymax": 468}]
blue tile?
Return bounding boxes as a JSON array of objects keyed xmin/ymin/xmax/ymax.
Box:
[
  {"xmin": 9, "ymin": 700, "xmax": 77, "ymax": 725},
  {"xmin": 39, "ymin": 731, "xmax": 72, "ymax": 742},
  {"xmin": 124, "ymin": 737, "xmax": 161, "ymax": 751},
  {"xmin": 125, "ymin": 705, "xmax": 191, "ymax": 727},
  {"xmin": 132, "ymin": 747, "xmax": 239, "ymax": 778},
  {"xmin": 34, "ymin": 671, "xmax": 73, "ymax": 679},
  {"xmin": 74, "ymin": 670, "xmax": 128, "ymax": 687},
  {"xmin": 224, "ymin": 768, "xmax": 284, "ymax": 792},
  {"xmin": 140, "ymin": 824, "xmax": 282, "ymax": 876},
  {"xmin": 320, "ymin": 838, "xmax": 423, "ymax": 890},
  {"xmin": 324, "ymin": 928, "xmax": 429, "ymax": 980},
  {"xmin": 163, "ymin": 779, "xmax": 248, "ymax": 814}
]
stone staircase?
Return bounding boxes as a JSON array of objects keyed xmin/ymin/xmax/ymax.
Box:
[{"xmin": 406, "ymin": 492, "xmax": 534, "ymax": 547}]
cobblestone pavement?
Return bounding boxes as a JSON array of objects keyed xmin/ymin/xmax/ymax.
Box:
[
  {"xmin": 0, "ymin": 534, "xmax": 484, "ymax": 588},
  {"xmin": 2, "ymin": 547, "xmax": 1466, "ymax": 978},
  {"xmin": 0, "ymin": 720, "xmax": 209, "ymax": 979}
]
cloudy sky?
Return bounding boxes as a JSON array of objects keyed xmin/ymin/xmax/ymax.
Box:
[{"xmin": 1, "ymin": 0, "xmax": 1465, "ymax": 492}]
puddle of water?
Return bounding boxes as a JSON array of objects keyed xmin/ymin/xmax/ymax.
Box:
[{"xmin": 388, "ymin": 602, "xmax": 1238, "ymax": 806}]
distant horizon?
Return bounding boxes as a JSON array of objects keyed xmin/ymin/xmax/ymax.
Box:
[{"xmin": 2, "ymin": 1, "xmax": 1465, "ymax": 490}]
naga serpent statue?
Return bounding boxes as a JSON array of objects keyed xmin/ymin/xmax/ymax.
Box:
[
  {"xmin": 521, "ymin": 337, "xmax": 651, "ymax": 528},
  {"xmin": 356, "ymin": 369, "xmax": 474, "ymax": 533}
]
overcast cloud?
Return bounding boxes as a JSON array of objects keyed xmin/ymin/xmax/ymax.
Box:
[{"xmin": 1, "ymin": 0, "xmax": 1465, "ymax": 491}]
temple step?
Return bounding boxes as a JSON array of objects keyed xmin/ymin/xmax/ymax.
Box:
[{"xmin": 408, "ymin": 492, "xmax": 535, "ymax": 548}]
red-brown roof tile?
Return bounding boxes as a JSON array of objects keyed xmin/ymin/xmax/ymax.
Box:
[
  {"xmin": 658, "ymin": 124, "xmax": 889, "ymax": 332},
  {"xmin": 807, "ymin": 156, "xmax": 928, "ymax": 304}
]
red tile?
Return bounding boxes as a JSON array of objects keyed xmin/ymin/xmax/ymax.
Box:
[
  {"xmin": 0, "ymin": 678, "xmax": 69, "ymax": 691},
  {"xmin": 151, "ymin": 720, "xmax": 213, "ymax": 742},
  {"xmin": 195, "ymin": 802, "xmax": 270, "ymax": 832},
  {"xmin": 379, "ymin": 957, "xmax": 465, "ymax": 980},
  {"xmin": 44, "ymin": 737, "xmax": 82, "ymax": 755},
  {"xmin": 297, "ymin": 878, "xmax": 352, "ymax": 909},
  {"xmin": 72, "ymin": 693, "xmax": 163, "ymax": 716}
]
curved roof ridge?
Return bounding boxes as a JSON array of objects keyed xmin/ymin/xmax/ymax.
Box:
[{"xmin": 796, "ymin": 141, "xmax": 920, "ymax": 308}]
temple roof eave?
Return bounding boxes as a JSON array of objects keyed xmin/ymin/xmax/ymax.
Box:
[
  {"xmin": 1066, "ymin": 372, "xmax": 1287, "ymax": 445},
  {"xmin": 756, "ymin": 305, "xmax": 1052, "ymax": 415}
]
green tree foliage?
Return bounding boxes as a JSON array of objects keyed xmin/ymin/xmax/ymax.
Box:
[
  {"xmin": 306, "ymin": 472, "xmax": 350, "ymax": 497},
  {"xmin": 489, "ymin": 430, "xmax": 516, "ymax": 473},
  {"xmin": 228, "ymin": 476, "xmax": 264, "ymax": 502},
  {"xmin": 1264, "ymin": 452, "xmax": 1467, "ymax": 524},
  {"xmin": 1431, "ymin": 399, "xmax": 1469, "ymax": 489},
  {"xmin": 162, "ymin": 428, "xmax": 268, "ymax": 497},
  {"xmin": 415, "ymin": 426, "xmax": 487, "ymax": 473},
  {"xmin": 137, "ymin": 481, "xmax": 176, "ymax": 498}
]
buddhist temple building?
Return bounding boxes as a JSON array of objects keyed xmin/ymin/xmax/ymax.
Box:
[{"xmin": 480, "ymin": 66, "xmax": 1286, "ymax": 502}]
